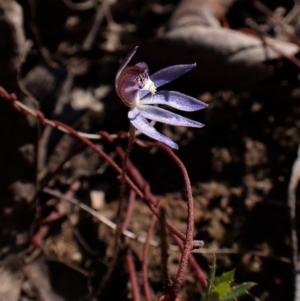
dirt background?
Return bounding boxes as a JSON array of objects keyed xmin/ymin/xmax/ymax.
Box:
[{"xmin": 0, "ymin": 0, "xmax": 300, "ymax": 300}]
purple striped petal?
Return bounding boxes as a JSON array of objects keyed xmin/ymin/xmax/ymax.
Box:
[
  {"xmin": 140, "ymin": 90, "xmax": 207, "ymax": 112},
  {"xmin": 139, "ymin": 64, "xmax": 196, "ymax": 99},
  {"xmin": 138, "ymin": 105, "xmax": 204, "ymax": 128},
  {"xmin": 150, "ymin": 64, "xmax": 196, "ymax": 88},
  {"xmin": 128, "ymin": 108, "xmax": 178, "ymax": 149}
]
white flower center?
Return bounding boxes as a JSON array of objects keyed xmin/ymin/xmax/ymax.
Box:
[{"xmin": 142, "ymin": 78, "xmax": 157, "ymax": 95}]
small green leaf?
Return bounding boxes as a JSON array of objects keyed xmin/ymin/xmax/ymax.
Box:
[
  {"xmin": 215, "ymin": 270, "xmax": 235, "ymax": 285},
  {"xmin": 213, "ymin": 282, "xmax": 231, "ymax": 298},
  {"xmin": 207, "ymin": 255, "xmax": 217, "ymax": 294},
  {"xmin": 201, "ymin": 255, "xmax": 216, "ymax": 301},
  {"xmin": 219, "ymin": 282, "xmax": 255, "ymax": 301}
]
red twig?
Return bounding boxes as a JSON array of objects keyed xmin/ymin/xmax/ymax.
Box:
[
  {"xmin": 124, "ymin": 191, "xmax": 141, "ymax": 301},
  {"xmin": 99, "ymin": 132, "xmax": 198, "ymax": 299},
  {"xmin": 0, "ymin": 87, "xmax": 185, "ymax": 243},
  {"xmin": 0, "ymin": 86, "xmax": 112, "ymax": 140},
  {"xmin": 126, "ymin": 248, "xmax": 141, "ymax": 301},
  {"xmin": 31, "ymin": 226, "xmax": 49, "ymax": 248},
  {"xmin": 50, "ymin": 121, "xmax": 143, "ymax": 199},
  {"xmin": 123, "ymin": 189, "xmax": 136, "ymax": 230},
  {"xmin": 116, "ymin": 124, "xmax": 136, "ymax": 233},
  {"xmin": 0, "ymin": 87, "xmax": 19, "ymax": 110},
  {"xmin": 137, "ymin": 141, "xmax": 195, "ymax": 300},
  {"xmin": 0, "ymin": 85, "xmax": 203, "ymax": 299},
  {"xmin": 94, "ymin": 128, "xmax": 136, "ymax": 297},
  {"xmin": 171, "ymin": 233, "xmax": 207, "ymax": 289},
  {"xmin": 120, "ymin": 153, "xmax": 186, "ymax": 241},
  {"xmin": 98, "ymin": 132, "xmax": 187, "ymax": 242}
]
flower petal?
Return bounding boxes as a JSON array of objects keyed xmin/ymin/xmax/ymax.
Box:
[
  {"xmin": 128, "ymin": 108, "xmax": 178, "ymax": 149},
  {"xmin": 138, "ymin": 105, "xmax": 204, "ymax": 127},
  {"xmin": 115, "ymin": 46, "xmax": 138, "ymax": 90},
  {"xmin": 135, "ymin": 62, "xmax": 148, "ymax": 70},
  {"xmin": 140, "ymin": 90, "xmax": 207, "ymax": 112},
  {"xmin": 150, "ymin": 64, "xmax": 196, "ymax": 89}
]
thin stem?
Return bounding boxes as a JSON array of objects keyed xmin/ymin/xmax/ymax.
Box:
[
  {"xmin": 52, "ymin": 121, "xmax": 143, "ymax": 199},
  {"xmin": 94, "ymin": 125, "xmax": 135, "ymax": 297},
  {"xmin": 0, "ymin": 86, "xmax": 117, "ymax": 140},
  {"xmin": 113, "ymin": 145, "xmax": 186, "ymax": 241},
  {"xmin": 97, "ymin": 132, "xmax": 187, "ymax": 242},
  {"xmin": 140, "ymin": 142, "xmax": 195, "ymax": 300},
  {"xmin": 142, "ymin": 209, "xmax": 159, "ymax": 301},
  {"xmin": 159, "ymin": 206, "xmax": 173, "ymax": 292},
  {"xmin": 124, "ymin": 191, "xmax": 141, "ymax": 301},
  {"xmin": 116, "ymin": 124, "xmax": 136, "ymax": 223},
  {"xmin": 171, "ymin": 233, "xmax": 207, "ymax": 289},
  {"xmin": 126, "ymin": 248, "xmax": 141, "ymax": 301},
  {"xmin": 123, "ymin": 190, "xmax": 136, "ymax": 230}
]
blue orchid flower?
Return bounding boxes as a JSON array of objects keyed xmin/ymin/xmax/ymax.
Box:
[{"xmin": 115, "ymin": 46, "xmax": 207, "ymax": 149}]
